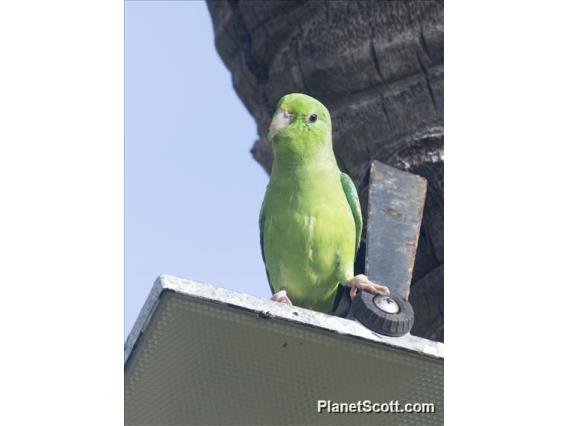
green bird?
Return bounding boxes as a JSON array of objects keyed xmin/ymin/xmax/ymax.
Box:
[{"xmin": 259, "ymin": 93, "xmax": 389, "ymax": 314}]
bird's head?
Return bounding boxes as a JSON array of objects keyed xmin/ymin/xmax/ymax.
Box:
[{"xmin": 268, "ymin": 93, "xmax": 333, "ymax": 165}]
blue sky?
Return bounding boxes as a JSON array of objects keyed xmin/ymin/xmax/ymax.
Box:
[{"xmin": 125, "ymin": 0, "xmax": 270, "ymax": 334}]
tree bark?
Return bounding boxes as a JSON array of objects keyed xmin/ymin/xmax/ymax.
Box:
[{"xmin": 207, "ymin": 0, "xmax": 444, "ymax": 342}]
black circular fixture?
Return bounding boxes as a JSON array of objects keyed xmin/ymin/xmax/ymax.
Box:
[{"xmin": 351, "ymin": 291, "xmax": 414, "ymax": 337}]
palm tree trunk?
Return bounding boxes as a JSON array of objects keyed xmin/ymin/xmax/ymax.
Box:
[{"xmin": 207, "ymin": 0, "xmax": 444, "ymax": 341}]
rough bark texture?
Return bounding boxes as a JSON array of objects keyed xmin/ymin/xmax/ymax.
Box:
[{"xmin": 207, "ymin": 0, "xmax": 444, "ymax": 342}]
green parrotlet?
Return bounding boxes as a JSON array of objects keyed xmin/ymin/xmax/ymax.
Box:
[{"xmin": 259, "ymin": 93, "xmax": 389, "ymax": 314}]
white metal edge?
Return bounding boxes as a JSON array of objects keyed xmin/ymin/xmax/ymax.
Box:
[
  {"xmin": 124, "ymin": 277, "xmax": 164, "ymax": 363},
  {"xmin": 125, "ymin": 274, "xmax": 444, "ymax": 363}
]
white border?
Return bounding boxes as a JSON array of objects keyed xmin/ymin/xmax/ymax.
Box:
[{"xmin": 0, "ymin": 1, "xmax": 123, "ymax": 424}]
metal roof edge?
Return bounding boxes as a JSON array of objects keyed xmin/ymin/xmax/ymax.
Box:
[{"xmin": 125, "ymin": 274, "xmax": 444, "ymax": 363}]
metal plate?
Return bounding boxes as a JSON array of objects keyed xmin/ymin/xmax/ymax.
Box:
[
  {"xmin": 125, "ymin": 275, "xmax": 443, "ymax": 425},
  {"xmin": 366, "ymin": 161, "xmax": 427, "ymax": 299}
]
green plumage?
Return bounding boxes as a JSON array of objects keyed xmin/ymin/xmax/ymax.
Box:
[{"xmin": 259, "ymin": 93, "xmax": 362, "ymax": 313}]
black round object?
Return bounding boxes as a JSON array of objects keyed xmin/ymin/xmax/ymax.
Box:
[{"xmin": 351, "ymin": 292, "xmax": 414, "ymax": 337}]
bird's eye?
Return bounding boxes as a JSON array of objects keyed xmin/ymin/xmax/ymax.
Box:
[{"xmin": 308, "ymin": 113, "xmax": 318, "ymax": 123}]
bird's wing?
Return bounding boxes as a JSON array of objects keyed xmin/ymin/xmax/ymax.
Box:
[
  {"xmin": 259, "ymin": 196, "xmax": 276, "ymax": 294},
  {"xmin": 340, "ymin": 172, "xmax": 363, "ymax": 253}
]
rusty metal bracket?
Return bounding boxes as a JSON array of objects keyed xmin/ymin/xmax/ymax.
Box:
[{"xmin": 365, "ymin": 160, "xmax": 427, "ymax": 299}]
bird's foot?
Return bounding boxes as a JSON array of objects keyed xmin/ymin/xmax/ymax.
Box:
[
  {"xmin": 270, "ymin": 289, "xmax": 293, "ymax": 306},
  {"xmin": 346, "ymin": 274, "xmax": 390, "ymax": 299}
]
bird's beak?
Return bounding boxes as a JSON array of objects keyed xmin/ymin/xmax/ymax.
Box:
[{"xmin": 268, "ymin": 108, "xmax": 293, "ymax": 140}]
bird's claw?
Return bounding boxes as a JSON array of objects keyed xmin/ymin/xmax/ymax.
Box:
[
  {"xmin": 271, "ymin": 289, "xmax": 293, "ymax": 306},
  {"xmin": 347, "ymin": 274, "xmax": 390, "ymax": 299}
]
